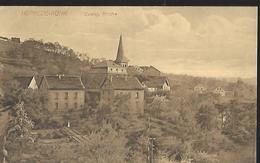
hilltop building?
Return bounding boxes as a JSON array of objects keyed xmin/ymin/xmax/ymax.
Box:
[
  {"xmin": 194, "ymin": 84, "xmax": 207, "ymax": 94},
  {"xmin": 140, "ymin": 76, "xmax": 170, "ymax": 92},
  {"xmin": 82, "ymin": 74, "xmax": 144, "ymax": 114},
  {"xmin": 127, "ymin": 65, "xmax": 161, "ymax": 77},
  {"xmin": 89, "ymin": 35, "xmax": 128, "ymax": 75},
  {"xmin": 39, "ymin": 75, "xmax": 85, "ymax": 112},
  {"xmin": 84, "ymin": 35, "xmax": 145, "ymax": 113},
  {"xmin": 213, "ymin": 87, "xmax": 226, "ymax": 96}
]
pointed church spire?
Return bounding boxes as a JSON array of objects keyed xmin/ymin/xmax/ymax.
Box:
[{"xmin": 115, "ymin": 34, "xmax": 129, "ymax": 64}]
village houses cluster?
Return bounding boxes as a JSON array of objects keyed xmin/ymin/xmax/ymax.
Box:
[
  {"xmin": 13, "ymin": 35, "xmax": 171, "ymax": 114},
  {"xmin": 193, "ymin": 84, "xmax": 233, "ymax": 97}
]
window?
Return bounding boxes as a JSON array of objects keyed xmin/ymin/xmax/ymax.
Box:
[
  {"xmin": 121, "ymin": 69, "xmax": 123, "ymax": 72},
  {"xmin": 55, "ymin": 92, "xmax": 59, "ymax": 100},
  {"xmin": 116, "ymin": 68, "xmax": 118, "ymax": 71},
  {"xmin": 55, "ymin": 103, "xmax": 59, "ymax": 110},
  {"xmin": 74, "ymin": 92, "xmax": 78, "ymax": 99},
  {"xmin": 110, "ymin": 68, "xmax": 113, "ymax": 71},
  {"xmin": 65, "ymin": 103, "xmax": 68, "ymax": 109},
  {"xmin": 65, "ymin": 92, "xmax": 69, "ymax": 99},
  {"xmin": 136, "ymin": 92, "xmax": 139, "ymax": 99},
  {"xmin": 74, "ymin": 102, "xmax": 78, "ymax": 109}
]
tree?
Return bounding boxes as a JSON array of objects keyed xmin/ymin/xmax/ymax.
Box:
[
  {"xmin": 76, "ymin": 123, "xmax": 127, "ymax": 163},
  {"xmin": 113, "ymin": 94, "xmax": 131, "ymax": 114},
  {"xmin": 95, "ymin": 100, "xmax": 111, "ymax": 123},
  {"xmin": 2, "ymin": 80, "xmax": 24, "ymax": 107},
  {"xmin": 222, "ymin": 100, "xmax": 256, "ymax": 145},
  {"xmin": 195, "ymin": 102, "xmax": 218, "ymax": 131},
  {"xmin": 147, "ymin": 95, "xmax": 167, "ymax": 118},
  {"xmin": 6, "ymin": 101, "xmax": 34, "ymax": 159}
]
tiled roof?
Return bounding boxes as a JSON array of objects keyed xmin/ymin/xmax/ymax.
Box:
[
  {"xmin": 88, "ymin": 68, "xmax": 108, "ymax": 74},
  {"xmin": 83, "ymin": 73, "xmax": 143, "ymax": 90},
  {"xmin": 44, "ymin": 75, "xmax": 85, "ymax": 90},
  {"xmin": 82, "ymin": 73, "xmax": 107, "ymax": 89},
  {"xmin": 92, "ymin": 60, "xmax": 122, "ymax": 68},
  {"xmin": 141, "ymin": 76, "xmax": 169, "ymax": 88},
  {"xmin": 102, "ymin": 75, "xmax": 144, "ymax": 90},
  {"xmin": 140, "ymin": 66, "xmax": 160, "ymax": 72},
  {"xmin": 14, "ymin": 76, "xmax": 33, "ymax": 89},
  {"xmin": 34, "ymin": 75, "xmax": 43, "ymax": 87},
  {"xmin": 127, "ymin": 66, "xmax": 142, "ymax": 75}
]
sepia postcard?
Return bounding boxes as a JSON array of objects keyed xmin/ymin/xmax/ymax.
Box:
[{"xmin": 0, "ymin": 6, "xmax": 257, "ymax": 163}]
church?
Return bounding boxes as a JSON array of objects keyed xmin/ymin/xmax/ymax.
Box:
[
  {"xmin": 82, "ymin": 35, "xmax": 145, "ymax": 114},
  {"xmin": 82, "ymin": 34, "xmax": 171, "ymax": 114}
]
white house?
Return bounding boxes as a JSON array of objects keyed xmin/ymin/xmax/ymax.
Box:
[{"xmin": 213, "ymin": 87, "xmax": 225, "ymax": 96}]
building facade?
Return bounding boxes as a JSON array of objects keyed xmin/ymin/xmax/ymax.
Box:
[
  {"xmin": 83, "ymin": 35, "xmax": 145, "ymax": 114},
  {"xmin": 213, "ymin": 87, "xmax": 226, "ymax": 96},
  {"xmin": 141, "ymin": 76, "xmax": 171, "ymax": 92},
  {"xmin": 39, "ymin": 75, "xmax": 85, "ymax": 112}
]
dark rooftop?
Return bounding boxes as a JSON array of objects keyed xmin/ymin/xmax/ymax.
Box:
[
  {"xmin": 44, "ymin": 75, "xmax": 85, "ymax": 90},
  {"xmin": 14, "ymin": 76, "xmax": 34, "ymax": 89},
  {"xmin": 102, "ymin": 75, "xmax": 144, "ymax": 90}
]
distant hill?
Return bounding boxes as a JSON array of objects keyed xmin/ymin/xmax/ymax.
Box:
[{"xmin": 218, "ymin": 77, "xmax": 257, "ymax": 86}]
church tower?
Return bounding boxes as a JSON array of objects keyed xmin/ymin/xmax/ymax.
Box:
[{"xmin": 115, "ymin": 34, "xmax": 129, "ymax": 67}]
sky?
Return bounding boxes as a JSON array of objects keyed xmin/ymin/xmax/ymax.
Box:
[{"xmin": 0, "ymin": 7, "xmax": 257, "ymax": 78}]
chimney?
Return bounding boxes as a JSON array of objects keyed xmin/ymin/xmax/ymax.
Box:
[{"xmin": 56, "ymin": 74, "xmax": 64, "ymax": 80}]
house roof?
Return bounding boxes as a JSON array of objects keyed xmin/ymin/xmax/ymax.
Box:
[
  {"xmin": 92, "ymin": 60, "xmax": 122, "ymax": 68},
  {"xmin": 44, "ymin": 75, "xmax": 85, "ymax": 90},
  {"xmin": 83, "ymin": 73, "xmax": 143, "ymax": 90},
  {"xmin": 127, "ymin": 66, "xmax": 139, "ymax": 75},
  {"xmin": 140, "ymin": 66, "xmax": 160, "ymax": 72},
  {"xmin": 82, "ymin": 73, "xmax": 107, "ymax": 90},
  {"xmin": 102, "ymin": 75, "xmax": 144, "ymax": 90},
  {"xmin": 141, "ymin": 76, "xmax": 169, "ymax": 88},
  {"xmin": 14, "ymin": 76, "xmax": 34, "ymax": 89},
  {"xmin": 88, "ymin": 68, "xmax": 108, "ymax": 74},
  {"xmin": 115, "ymin": 35, "xmax": 129, "ymax": 63},
  {"xmin": 34, "ymin": 75, "xmax": 43, "ymax": 87}
]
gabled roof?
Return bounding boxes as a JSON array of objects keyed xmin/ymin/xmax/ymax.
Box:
[
  {"xmin": 141, "ymin": 76, "xmax": 169, "ymax": 88},
  {"xmin": 82, "ymin": 73, "xmax": 143, "ymax": 90},
  {"xmin": 92, "ymin": 60, "xmax": 122, "ymax": 68},
  {"xmin": 139, "ymin": 66, "xmax": 160, "ymax": 72},
  {"xmin": 14, "ymin": 76, "xmax": 34, "ymax": 89},
  {"xmin": 82, "ymin": 73, "xmax": 107, "ymax": 90},
  {"xmin": 102, "ymin": 75, "xmax": 144, "ymax": 90},
  {"xmin": 127, "ymin": 66, "xmax": 143, "ymax": 75},
  {"xmin": 34, "ymin": 75, "xmax": 43, "ymax": 87},
  {"xmin": 43, "ymin": 75, "xmax": 85, "ymax": 90},
  {"xmin": 115, "ymin": 35, "xmax": 129, "ymax": 63}
]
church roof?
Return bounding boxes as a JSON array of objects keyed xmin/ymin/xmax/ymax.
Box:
[
  {"xmin": 102, "ymin": 75, "xmax": 144, "ymax": 90},
  {"xmin": 92, "ymin": 60, "xmax": 122, "ymax": 68},
  {"xmin": 115, "ymin": 35, "xmax": 129, "ymax": 63},
  {"xmin": 140, "ymin": 66, "xmax": 160, "ymax": 72},
  {"xmin": 141, "ymin": 76, "xmax": 169, "ymax": 89},
  {"xmin": 82, "ymin": 73, "xmax": 107, "ymax": 89}
]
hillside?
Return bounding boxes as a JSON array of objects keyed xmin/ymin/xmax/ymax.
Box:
[{"xmin": 0, "ymin": 38, "xmax": 96, "ymax": 87}]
